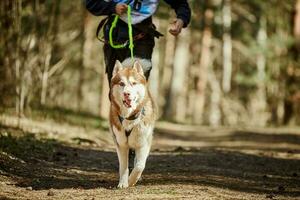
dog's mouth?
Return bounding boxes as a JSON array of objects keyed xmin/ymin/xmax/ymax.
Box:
[{"xmin": 123, "ymin": 98, "xmax": 132, "ymax": 108}]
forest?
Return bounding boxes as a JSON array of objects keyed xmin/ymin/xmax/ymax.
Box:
[
  {"xmin": 0, "ymin": 0, "xmax": 300, "ymax": 199},
  {"xmin": 1, "ymin": 0, "xmax": 299, "ymax": 126}
]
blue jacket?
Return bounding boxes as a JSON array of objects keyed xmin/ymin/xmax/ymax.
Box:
[{"xmin": 85, "ymin": 0, "xmax": 191, "ymax": 27}]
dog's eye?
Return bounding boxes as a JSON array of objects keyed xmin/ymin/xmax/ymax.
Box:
[
  {"xmin": 119, "ymin": 82, "xmax": 125, "ymax": 87},
  {"xmin": 132, "ymin": 82, "xmax": 137, "ymax": 85}
]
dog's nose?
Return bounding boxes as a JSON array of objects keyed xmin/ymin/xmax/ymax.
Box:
[{"xmin": 124, "ymin": 92, "xmax": 130, "ymax": 98}]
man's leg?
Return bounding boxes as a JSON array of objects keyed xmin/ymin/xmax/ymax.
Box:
[
  {"xmin": 133, "ymin": 35, "xmax": 155, "ymax": 80},
  {"xmin": 103, "ymin": 44, "xmax": 128, "ymax": 84},
  {"xmin": 103, "ymin": 36, "xmax": 155, "ymax": 82}
]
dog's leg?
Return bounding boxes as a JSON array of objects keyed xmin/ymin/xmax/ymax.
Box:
[
  {"xmin": 128, "ymin": 145, "xmax": 150, "ymax": 186},
  {"xmin": 117, "ymin": 146, "xmax": 129, "ymax": 188}
]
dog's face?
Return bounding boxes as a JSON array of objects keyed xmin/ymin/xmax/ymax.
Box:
[{"xmin": 111, "ymin": 60, "xmax": 147, "ymax": 110}]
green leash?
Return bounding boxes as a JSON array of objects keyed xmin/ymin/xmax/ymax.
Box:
[{"xmin": 109, "ymin": 5, "xmax": 134, "ymax": 60}]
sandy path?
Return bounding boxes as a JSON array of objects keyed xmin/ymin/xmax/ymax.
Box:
[{"xmin": 0, "ymin": 118, "xmax": 299, "ymax": 199}]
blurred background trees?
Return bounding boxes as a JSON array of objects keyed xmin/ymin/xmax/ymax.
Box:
[{"xmin": 0, "ymin": 0, "xmax": 299, "ymax": 127}]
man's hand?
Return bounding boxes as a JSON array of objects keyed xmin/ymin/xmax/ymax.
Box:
[
  {"xmin": 115, "ymin": 3, "xmax": 128, "ymax": 16},
  {"xmin": 169, "ymin": 18, "xmax": 184, "ymax": 36}
]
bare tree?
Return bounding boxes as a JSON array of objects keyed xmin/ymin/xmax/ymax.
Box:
[
  {"xmin": 40, "ymin": 0, "xmax": 61, "ymax": 105},
  {"xmin": 222, "ymin": 0, "xmax": 232, "ymax": 93},
  {"xmin": 77, "ymin": 9, "xmax": 88, "ymax": 111},
  {"xmin": 166, "ymin": 29, "xmax": 191, "ymax": 122},
  {"xmin": 208, "ymin": 67, "xmax": 222, "ymax": 127},
  {"xmin": 14, "ymin": 0, "xmax": 22, "ymax": 116},
  {"xmin": 149, "ymin": 18, "xmax": 161, "ymax": 103},
  {"xmin": 161, "ymin": 23, "xmax": 176, "ymax": 119},
  {"xmin": 249, "ymin": 15, "xmax": 268, "ymax": 126},
  {"xmin": 193, "ymin": 7, "xmax": 214, "ymax": 124},
  {"xmin": 295, "ymin": 0, "xmax": 300, "ymax": 46}
]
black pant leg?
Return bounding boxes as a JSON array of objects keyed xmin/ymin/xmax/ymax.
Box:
[
  {"xmin": 103, "ymin": 35, "xmax": 155, "ymax": 83},
  {"xmin": 133, "ymin": 35, "xmax": 155, "ymax": 80}
]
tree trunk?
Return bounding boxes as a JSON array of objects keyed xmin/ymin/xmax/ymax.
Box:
[
  {"xmin": 283, "ymin": 0, "xmax": 300, "ymax": 124},
  {"xmin": 77, "ymin": 9, "xmax": 87, "ymax": 111},
  {"xmin": 41, "ymin": 51, "xmax": 51, "ymax": 105},
  {"xmin": 193, "ymin": 8, "xmax": 214, "ymax": 124},
  {"xmin": 222, "ymin": 0, "xmax": 232, "ymax": 93},
  {"xmin": 40, "ymin": 0, "xmax": 60, "ymax": 105},
  {"xmin": 149, "ymin": 17, "xmax": 160, "ymax": 103},
  {"xmin": 156, "ymin": 18, "xmax": 168, "ymax": 117},
  {"xmin": 294, "ymin": 0, "xmax": 300, "ymax": 45},
  {"xmin": 208, "ymin": 68, "xmax": 222, "ymax": 127},
  {"xmin": 294, "ymin": 0, "xmax": 300, "ymax": 124},
  {"xmin": 161, "ymin": 25, "xmax": 176, "ymax": 119},
  {"xmin": 250, "ymin": 15, "xmax": 268, "ymax": 126},
  {"xmin": 14, "ymin": 0, "xmax": 22, "ymax": 117},
  {"xmin": 166, "ymin": 29, "xmax": 190, "ymax": 123}
]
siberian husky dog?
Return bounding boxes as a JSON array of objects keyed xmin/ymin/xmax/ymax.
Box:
[{"xmin": 109, "ymin": 58, "xmax": 156, "ymax": 188}]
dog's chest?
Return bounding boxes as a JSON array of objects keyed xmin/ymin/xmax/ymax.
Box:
[{"xmin": 112, "ymin": 120, "xmax": 152, "ymax": 148}]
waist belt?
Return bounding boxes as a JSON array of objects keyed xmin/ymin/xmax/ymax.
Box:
[{"xmin": 96, "ymin": 16, "xmax": 163, "ymax": 45}]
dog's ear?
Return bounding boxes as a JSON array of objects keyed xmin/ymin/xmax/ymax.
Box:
[
  {"xmin": 113, "ymin": 60, "xmax": 123, "ymax": 77},
  {"xmin": 133, "ymin": 60, "xmax": 144, "ymax": 76}
]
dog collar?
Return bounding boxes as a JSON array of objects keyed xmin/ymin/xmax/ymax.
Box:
[
  {"xmin": 118, "ymin": 107, "xmax": 145, "ymax": 123},
  {"xmin": 118, "ymin": 107, "xmax": 145, "ymax": 137}
]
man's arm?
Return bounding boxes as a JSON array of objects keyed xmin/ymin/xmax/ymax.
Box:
[
  {"xmin": 164, "ymin": 0, "xmax": 191, "ymax": 28},
  {"xmin": 85, "ymin": 0, "xmax": 117, "ymax": 16}
]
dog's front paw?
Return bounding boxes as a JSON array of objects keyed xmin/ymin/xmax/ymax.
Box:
[
  {"xmin": 128, "ymin": 176, "xmax": 140, "ymax": 187},
  {"xmin": 117, "ymin": 181, "xmax": 128, "ymax": 189}
]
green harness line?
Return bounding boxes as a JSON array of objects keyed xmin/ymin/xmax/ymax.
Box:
[{"xmin": 109, "ymin": 6, "xmax": 134, "ymax": 60}]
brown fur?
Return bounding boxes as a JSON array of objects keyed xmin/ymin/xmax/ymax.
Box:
[
  {"xmin": 108, "ymin": 61, "xmax": 157, "ymax": 188},
  {"xmin": 109, "ymin": 67, "xmax": 156, "ymax": 132}
]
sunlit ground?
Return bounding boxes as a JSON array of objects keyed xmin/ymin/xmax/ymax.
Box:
[{"xmin": 0, "ymin": 112, "xmax": 299, "ymax": 200}]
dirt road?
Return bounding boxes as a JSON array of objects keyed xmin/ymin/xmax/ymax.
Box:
[{"xmin": 0, "ymin": 117, "xmax": 299, "ymax": 199}]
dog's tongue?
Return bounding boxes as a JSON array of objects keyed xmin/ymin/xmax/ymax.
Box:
[{"xmin": 124, "ymin": 98, "xmax": 132, "ymax": 108}]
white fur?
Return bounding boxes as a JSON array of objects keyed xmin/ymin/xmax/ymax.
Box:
[
  {"xmin": 112, "ymin": 76, "xmax": 146, "ymax": 118},
  {"xmin": 113, "ymin": 121, "xmax": 153, "ymax": 188},
  {"xmin": 111, "ymin": 64, "xmax": 154, "ymax": 188},
  {"xmin": 122, "ymin": 57, "xmax": 152, "ymax": 73}
]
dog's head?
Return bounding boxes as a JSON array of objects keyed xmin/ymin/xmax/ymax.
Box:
[{"xmin": 110, "ymin": 60, "xmax": 147, "ymax": 110}]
